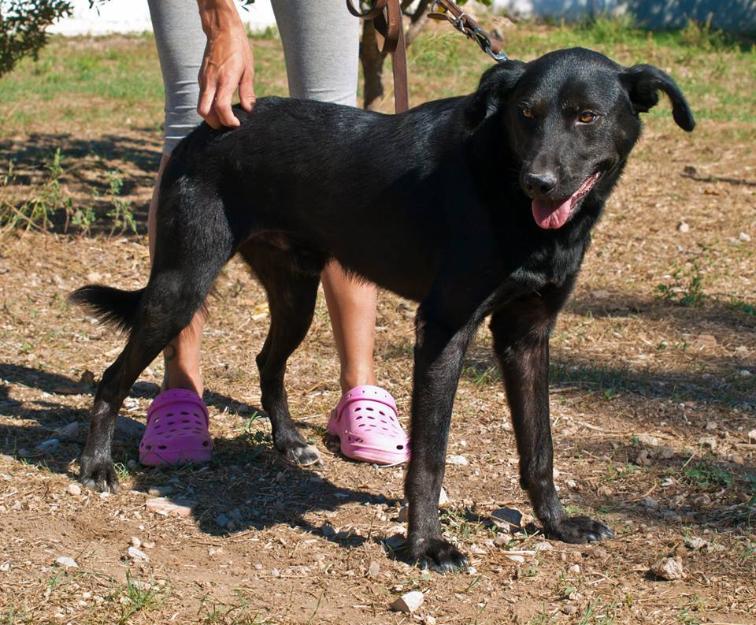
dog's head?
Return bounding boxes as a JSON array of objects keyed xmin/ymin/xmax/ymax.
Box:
[{"xmin": 467, "ymin": 48, "xmax": 695, "ymax": 230}]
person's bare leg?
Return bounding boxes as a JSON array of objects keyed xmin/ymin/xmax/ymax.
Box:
[
  {"xmin": 321, "ymin": 262, "xmax": 377, "ymax": 393},
  {"xmin": 148, "ymin": 154, "xmax": 204, "ymax": 396}
]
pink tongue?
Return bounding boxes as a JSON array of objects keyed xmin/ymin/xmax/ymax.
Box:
[{"xmin": 532, "ymin": 196, "xmax": 574, "ymax": 230}]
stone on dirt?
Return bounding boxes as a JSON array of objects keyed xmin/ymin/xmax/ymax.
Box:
[
  {"xmin": 390, "ymin": 590, "xmax": 424, "ymax": 613},
  {"xmin": 491, "ymin": 507, "xmax": 522, "ymax": 529},
  {"xmin": 55, "ymin": 422, "xmax": 81, "ymax": 441},
  {"xmin": 66, "ymin": 483, "xmax": 82, "ymax": 497},
  {"xmin": 447, "ymin": 454, "xmax": 469, "ymax": 465},
  {"xmin": 684, "ymin": 536, "xmax": 708, "ymax": 551},
  {"xmin": 54, "ymin": 556, "xmax": 78, "ymax": 569},
  {"xmin": 127, "ymin": 547, "xmax": 149, "ymax": 562},
  {"xmin": 36, "ymin": 438, "xmax": 60, "ymax": 454},
  {"xmin": 145, "ymin": 497, "xmax": 195, "ymax": 517},
  {"xmin": 650, "ymin": 556, "xmax": 684, "ymax": 580},
  {"xmin": 116, "ymin": 415, "xmax": 146, "ymax": 440},
  {"xmin": 438, "ymin": 487, "xmax": 450, "ymax": 508}
]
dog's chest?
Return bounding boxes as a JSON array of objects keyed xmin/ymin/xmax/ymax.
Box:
[{"xmin": 507, "ymin": 237, "xmax": 588, "ymax": 293}]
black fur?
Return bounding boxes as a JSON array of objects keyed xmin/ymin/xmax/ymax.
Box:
[{"xmin": 71, "ymin": 48, "xmax": 693, "ymax": 572}]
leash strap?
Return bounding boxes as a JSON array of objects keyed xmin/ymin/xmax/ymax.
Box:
[{"xmin": 347, "ymin": 0, "xmax": 410, "ymax": 113}]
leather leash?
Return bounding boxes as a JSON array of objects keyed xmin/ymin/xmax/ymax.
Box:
[
  {"xmin": 346, "ymin": 0, "xmax": 507, "ymax": 114},
  {"xmin": 346, "ymin": 0, "xmax": 409, "ymax": 113}
]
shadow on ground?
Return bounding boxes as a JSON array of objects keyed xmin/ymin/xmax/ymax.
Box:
[{"xmin": 0, "ymin": 363, "xmax": 752, "ymax": 547}]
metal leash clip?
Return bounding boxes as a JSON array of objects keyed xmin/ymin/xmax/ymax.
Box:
[{"xmin": 429, "ymin": 0, "xmax": 508, "ymax": 62}]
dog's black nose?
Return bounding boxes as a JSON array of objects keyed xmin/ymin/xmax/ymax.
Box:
[{"xmin": 523, "ymin": 171, "xmax": 557, "ymax": 196}]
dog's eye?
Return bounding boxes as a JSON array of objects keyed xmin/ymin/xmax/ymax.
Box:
[
  {"xmin": 521, "ymin": 107, "xmax": 534, "ymax": 119},
  {"xmin": 577, "ymin": 111, "xmax": 598, "ymax": 124}
]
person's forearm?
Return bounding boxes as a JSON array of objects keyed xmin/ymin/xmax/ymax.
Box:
[{"xmin": 197, "ymin": 0, "xmax": 244, "ymax": 37}]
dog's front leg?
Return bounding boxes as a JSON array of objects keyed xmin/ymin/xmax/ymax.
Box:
[
  {"xmin": 490, "ymin": 305, "xmax": 613, "ymax": 543},
  {"xmin": 405, "ymin": 308, "xmax": 477, "ymax": 572}
]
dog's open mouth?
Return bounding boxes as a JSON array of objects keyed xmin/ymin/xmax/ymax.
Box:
[{"xmin": 531, "ymin": 172, "xmax": 601, "ymax": 230}]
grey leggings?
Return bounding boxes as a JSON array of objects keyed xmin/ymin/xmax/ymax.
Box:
[{"xmin": 148, "ymin": 0, "xmax": 360, "ymax": 154}]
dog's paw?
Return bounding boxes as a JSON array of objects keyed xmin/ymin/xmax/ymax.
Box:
[
  {"xmin": 409, "ymin": 537, "xmax": 469, "ymax": 573},
  {"xmin": 284, "ymin": 443, "xmax": 322, "ymax": 467},
  {"xmin": 79, "ymin": 455, "xmax": 119, "ymax": 493},
  {"xmin": 546, "ymin": 516, "xmax": 613, "ymax": 544}
]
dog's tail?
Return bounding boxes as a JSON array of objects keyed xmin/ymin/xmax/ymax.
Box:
[{"xmin": 69, "ymin": 285, "xmax": 144, "ymax": 333}]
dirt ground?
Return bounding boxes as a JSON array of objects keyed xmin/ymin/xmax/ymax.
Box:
[{"xmin": 0, "ymin": 27, "xmax": 754, "ymax": 625}]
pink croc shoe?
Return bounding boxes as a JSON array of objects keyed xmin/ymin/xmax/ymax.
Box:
[
  {"xmin": 139, "ymin": 389, "xmax": 213, "ymax": 466},
  {"xmin": 327, "ymin": 385, "xmax": 410, "ymax": 465}
]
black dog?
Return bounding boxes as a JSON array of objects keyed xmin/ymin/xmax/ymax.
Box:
[{"xmin": 72, "ymin": 48, "xmax": 693, "ymax": 572}]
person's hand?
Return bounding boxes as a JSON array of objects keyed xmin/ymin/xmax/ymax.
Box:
[{"xmin": 197, "ymin": 0, "xmax": 255, "ymax": 129}]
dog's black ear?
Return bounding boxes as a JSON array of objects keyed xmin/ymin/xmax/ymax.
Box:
[
  {"xmin": 620, "ymin": 64, "xmax": 695, "ymax": 132},
  {"xmin": 466, "ymin": 60, "xmax": 526, "ymax": 128}
]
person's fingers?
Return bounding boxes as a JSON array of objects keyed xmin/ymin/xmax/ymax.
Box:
[
  {"xmin": 205, "ymin": 108, "xmax": 221, "ymax": 130},
  {"xmin": 213, "ymin": 79, "xmax": 240, "ymax": 127},
  {"xmin": 239, "ymin": 67, "xmax": 255, "ymax": 112},
  {"xmin": 197, "ymin": 78, "xmax": 220, "ymax": 128}
]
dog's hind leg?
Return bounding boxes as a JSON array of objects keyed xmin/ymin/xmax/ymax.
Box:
[
  {"xmin": 79, "ymin": 192, "xmax": 235, "ymax": 492},
  {"xmin": 239, "ymin": 242, "xmax": 323, "ymax": 466}
]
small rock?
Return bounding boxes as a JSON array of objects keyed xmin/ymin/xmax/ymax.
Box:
[
  {"xmin": 684, "ymin": 536, "xmax": 707, "ymax": 551},
  {"xmin": 698, "ymin": 436, "xmax": 717, "ymax": 451},
  {"xmin": 55, "ymin": 556, "xmax": 78, "ymax": 569},
  {"xmin": 534, "ymin": 541, "xmax": 553, "ymax": 552},
  {"xmin": 438, "ymin": 487, "xmax": 450, "ymax": 508},
  {"xmin": 116, "ymin": 416, "xmax": 146, "ymax": 440},
  {"xmin": 641, "ymin": 497, "xmax": 659, "ymax": 510},
  {"xmin": 705, "ymin": 421, "xmax": 718, "ymax": 431},
  {"xmin": 67, "ymin": 483, "xmax": 82, "ymax": 497},
  {"xmin": 55, "ymin": 422, "xmax": 81, "ymax": 441},
  {"xmin": 127, "ymin": 547, "xmax": 149, "ymax": 562},
  {"xmin": 505, "ymin": 554, "xmax": 525, "ymax": 563},
  {"xmin": 566, "ymin": 479, "xmax": 578, "ymax": 489},
  {"xmin": 739, "ymin": 231, "xmax": 751, "ymax": 242},
  {"xmin": 650, "ymin": 556, "xmax": 684, "ymax": 580},
  {"xmin": 636, "ymin": 433, "xmax": 660, "ymax": 447},
  {"xmin": 659, "ymin": 447, "xmax": 675, "ymax": 460},
  {"xmin": 677, "ymin": 221, "xmax": 690, "ymax": 233},
  {"xmin": 126, "ymin": 459, "xmax": 138, "ymax": 470},
  {"xmin": 494, "ymin": 534, "xmax": 509, "ymax": 547},
  {"xmin": 384, "ymin": 534, "xmax": 406, "ymax": 552},
  {"xmin": 749, "ymin": 429, "xmax": 756, "ymax": 444},
  {"xmin": 0, "ymin": 562, "xmax": 10, "ymax": 572},
  {"xmin": 562, "ymin": 605, "xmax": 578, "ymax": 615},
  {"xmin": 424, "ymin": 615, "xmax": 437, "ymax": 625},
  {"xmin": 390, "ymin": 590, "xmax": 424, "ymax": 613},
  {"xmin": 147, "ymin": 485, "xmax": 173, "ymax": 497},
  {"xmin": 129, "ymin": 537, "xmax": 141, "ymax": 549},
  {"xmin": 79, "ymin": 370, "xmax": 96, "ymax": 386},
  {"xmin": 142, "ymin": 541, "xmax": 156, "ymax": 549},
  {"xmin": 568, "ymin": 564, "xmax": 581, "ymax": 574},
  {"xmin": 36, "ymin": 438, "xmax": 60, "ymax": 453},
  {"xmin": 660, "ymin": 477, "xmax": 675, "ymax": 487},
  {"xmin": 145, "ymin": 497, "xmax": 195, "ymax": 517},
  {"xmin": 367, "ymin": 560, "xmax": 380, "ymax": 578},
  {"xmin": 397, "ymin": 505, "xmax": 408, "ymax": 523},
  {"xmin": 634, "ymin": 449, "xmax": 653, "ymax": 466},
  {"xmin": 739, "ymin": 369, "xmax": 752, "ymax": 377},
  {"xmin": 17, "ymin": 448, "xmax": 30, "ymax": 458},
  {"xmin": 321, "ymin": 524, "xmax": 336, "ymax": 538},
  {"xmin": 447, "ymin": 454, "xmax": 469, "ymax": 466},
  {"xmin": 491, "ymin": 507, "xmax": 522, "ymax": 529},
  {"xmin": 467, "ymin": 565, "xmax": 477, "ymax": 574}
]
